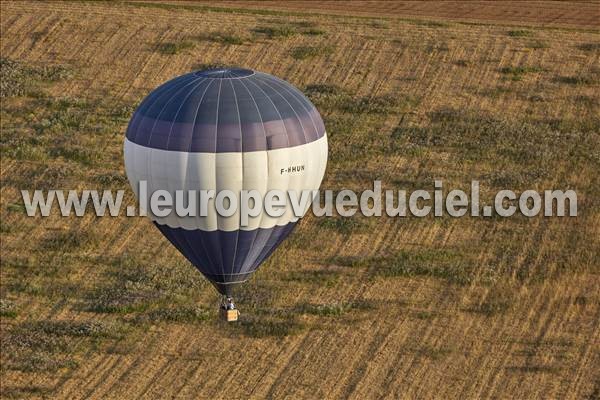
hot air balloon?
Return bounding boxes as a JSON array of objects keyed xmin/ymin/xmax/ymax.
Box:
[{"xmin": 124, "ymin": 68, "xmax": 328, "ymax": 320}]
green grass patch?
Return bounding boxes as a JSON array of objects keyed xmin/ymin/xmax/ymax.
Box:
[
  {"xmin": 3, "ymin": 319, "xmax": 127, "ymax": 372},
  {"xmin": 39, "ymin": 229, "xmax": 94, "ymax": 251},
  {"xmin": 326, "ymin": 255, "xmax": 369, "ymax": 268},
  {"xmin": 49, "ymin": 143, "xmax": 99, "ymax": 165},
  {"xmin": 234, "ymin": 281, "xmax": 280, "ymax": 309},
  {"xmin": 304, "ymin": 83, "xmax": 352, "ymax": 111},
  {"xmin": 410, "ymin": 344, "xmax": 453, "ymax": 360},
  {"xmin": 303, "ymin": 28, "xmax": 326, "ymax": 36},
  {"xmin": 297, "ymin": 300, "xmax": 373, "ymax": 317},
  {"xmin": 573, "ymin": 94, "xmax": 599, "ymax": 107},
  {"xmin": 84, "ymin": 286, "xmax": 157, "ymax": 314},
  {"xmin": 577, "ymin": 42, "xmax": 600, "ymax": 51},
  {"xmin": 27, "ymin": 320, "xmax": 126, "ymax": 338},
  {"xmin": 0, "ymin": 299, "xmax": 18, "ymax": 318},
  {"xmin": 339, "ymin": 94, "xmax": 418, "ymax": 114},
  {"xmin": 82, "ymin": 254, "xmax": 206, "ymax": 315},
  {"xmin": 128, "ymin": 1, "xmax": 306, "ymax": 17},
  {"xmin": 554, "ymin": 75, "xmax": 597, "ymax": 85},
  {"xmin": 141, "ymin": 305, "xmax": 211, "ymax": 324},
  {"xmin": 305, "ymin": 83, "xmax": 347, "ymax": 96},
  {"xmin": 37, "ymin": 164, "xmax": 73, "ymax": 189},
  {"xmin": 390, "ymin": 107, "xmax": 599, "ymax": 171},
  {"xmin": 288, "ymin": 20, "xmax": 326, "ymax": 35},
  {"xmin": 463, "ymin": 288, "xmax": 513, "ymax": 316},
  {"xmin": 369, "ymin": 20, "xmax": 389, "ymax": 29},
  {"xmin": 410, "ymin": 20, "xmax": 450, "ymax": 28},
  {"xmin": 466, "ymin": 297, "xmax": 511, "ymax": 316},
  {"xmin": 233, "ymin": 315, "xmax": 305, "ymax": 338},
  {"xmin": 413, "ymin": 310, "xmax": 437, "ymax": 320},
  {"xmin": 200, "ymin": 31, "xmax": 246, "ymax": 45},
  {"xmin": 500, "ymin": 66, "xmax": 543, "ymax": 74},
  {"xmin": 373, "ymin": 250, "xmax": 474, "ymax": 285},
  {"xmin": 0, "ymin": 134, "xmax": 46, "ymax": 161},
  {"xmin": 508, "ymin": 29, "xmax": 533, "ymax": 37},
  {"xmin": 500, "ymin": 66, "xmax": 544, "ymax": 81},
  {"xmin": 290, "ymin": 20, "xmax": 318, "ymax": 28},
  {"xmin": 290, "ymin": 45, "xmax": 333, "ymax": 60},
  {"xmin": 280, "ymin": 269, "xmax": 341, "ymax": 288},
  {"xmin": 1, "ymin": 57, "xmax": 72, "ymax": 97},
  {"xmin": 93, "ymin": 171, "xmax": 128, "ymax": 187},
  {"xmin": 253, "ymin": 22, "xmax": 325, "ymax": 39},
  {"xmin": 1, "ymin": 386, "xmax": 53, "ymax": 399},
  {"xmin": 110, "ymin": 103, "xmax": 136, "ymax": 120},
  {"xmin": 1, "ymin": 89, "xmax": 127, "ymax": 165},
  {"xmin": 525, "ymin": 40, "xmax": 549, "ymax": 49},
  {"xmin": 6, "ymin": 202, "xmax": 26, "ymax": 214},
  {"xmin": 304, "ymin": 83, "xmax": 418, "ymax": 122},
  {"xmin": 505, "ymin": 365, "xmax": 561, "ymax": 374},
  {"xmin": 253, "ymin": 25, "xmax": 297, "ymax": 39},
  {"xmin": 156, "ymin": 41, "xmax": 195, "ymax": 55},
  {"xmin": 318, "ymin": 217, "xmax": 365, "ymax": 234}
]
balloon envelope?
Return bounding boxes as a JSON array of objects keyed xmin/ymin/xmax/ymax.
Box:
[{"xmin": 124, "ymin": 68, "xmax": 328, "ymax": 295}]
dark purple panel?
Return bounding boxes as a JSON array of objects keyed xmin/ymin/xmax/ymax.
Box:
[
  {"xmin": 154, "ymin": 222, "xmax": 297, "ymax": 295},
  {"xmin": 126, "ymin": 68, "xmax": 325, "ymax": 153}
]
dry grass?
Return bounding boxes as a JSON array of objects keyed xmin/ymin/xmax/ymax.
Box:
[{"xmin": 1, "ymin": 1, "xmax": 599, "ymax": 399}]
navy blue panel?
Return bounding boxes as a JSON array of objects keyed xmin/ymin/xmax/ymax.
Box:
[
  {"xmin": 173, "ymin": 79, "xmax": 212, "ymax": 123},
  {"xmin": 142, "ymin": 76, "xmax": 201, "ymax": 120},
  {"xmin": 127, "ymin": 74, "xmax": 198, "ymax": 144},
  {"xmin": 154, "ymin": 223, "xmax": 297, "ymax": 287},
  {"xmin": 216, "ymin": 80, "xmax": 242, "ymax": 152},
  {"xmin": 262, "ymin": 75, "xmax": 321, "ymax": 142},
  {"xmin": 231, "ymin": 79, "xmax": 263, "ymax": 125},
  {"xmin": 126, "ymin": 68, "xmax": 325, "ymax": 152},
  {"xmin": 136, "ymin": 74, "xmax": 197, "ymax": 116}
]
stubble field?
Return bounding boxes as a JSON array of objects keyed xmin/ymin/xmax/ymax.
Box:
[{"xmin": 1, "ymin": 1, "xmax": 599, "ymax": 399}]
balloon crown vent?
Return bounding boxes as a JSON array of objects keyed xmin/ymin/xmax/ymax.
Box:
[{"xmin": 195, "ymin": 68, "xmax": 255, "ymax": 79}]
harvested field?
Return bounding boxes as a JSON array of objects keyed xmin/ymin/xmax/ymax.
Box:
[
  {"xmin": 1, "ymin": 1, "xmax": 599, "ymax": 399},
  {"xmin": 176, "ymin": 1, "xmax": 600, "ymax": 28}
]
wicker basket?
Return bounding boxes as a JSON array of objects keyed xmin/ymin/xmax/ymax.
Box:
[{"xmin": 220, "ymin": 308, "xmax": 240, "ymax": 322}]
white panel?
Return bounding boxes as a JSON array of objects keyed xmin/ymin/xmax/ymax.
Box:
[
  {"xmin": 185, "ymin": 151, "xmax": 217, "ymax": 231},
  {"xmin": 123, "ymin": 134, "xmax": 328, "ymax": 232},
  {"xmin": 242, "ymin": 151, "xmax": 269, "ymax": 230},
  {"xmin": 215, "ymin": 153, "xmax": 243, "ymax": 231}
]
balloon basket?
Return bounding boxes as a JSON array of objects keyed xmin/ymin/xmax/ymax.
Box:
[{"xmin": 220, "ymin": 308, "xmax": 240, "ymax": 322}]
